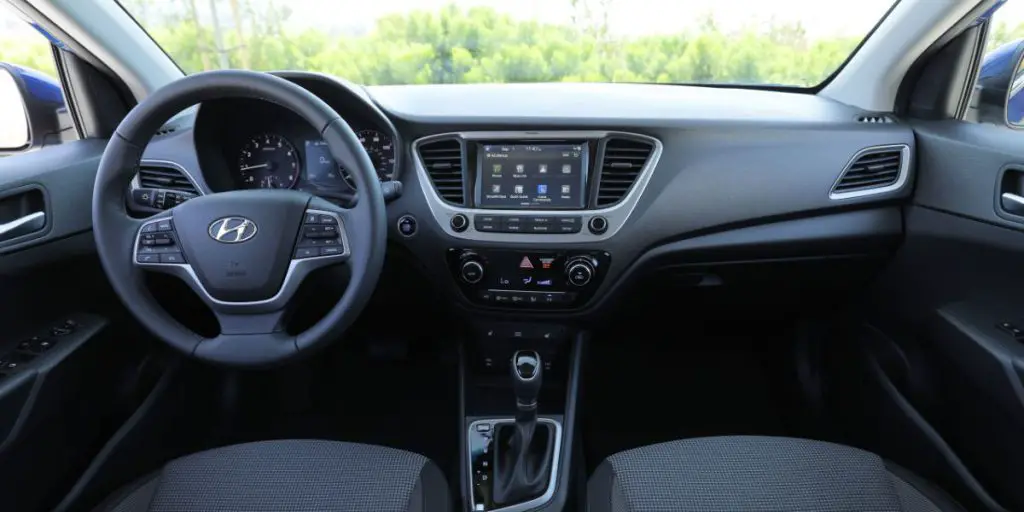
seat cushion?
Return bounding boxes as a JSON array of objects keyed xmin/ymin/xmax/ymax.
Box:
[
  {"xmin": 587, "ymin": 436, "xmax": 962, "ymax": 512},
  {"xmin": 95, "ymin": 439, "xmax": 449, "ymax": 512}
]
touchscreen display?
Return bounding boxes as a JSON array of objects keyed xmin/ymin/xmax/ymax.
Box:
[{"xmin": 477, "ymin": 143, "xmax": 588, "ymax": 209}]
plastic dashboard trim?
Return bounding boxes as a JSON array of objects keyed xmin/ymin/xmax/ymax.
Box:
[{"xmin": 411, "ymin": 131, "xmax": 664, "ymax": 243}]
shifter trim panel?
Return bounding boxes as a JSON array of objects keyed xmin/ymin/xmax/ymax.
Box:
[{"xmin": 467, "ymin": 418, "xmax": 562, "ymax": 512}]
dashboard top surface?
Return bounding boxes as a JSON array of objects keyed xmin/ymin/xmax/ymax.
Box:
[{"xmin": 366, "ymin": 82, "xmax": 863, "ymax": 124}]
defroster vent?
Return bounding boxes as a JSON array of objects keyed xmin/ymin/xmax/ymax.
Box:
[
  {"xmin": 418, "ymin": 138, "xmax": 465, "ymax": 205},
  {"xmin": 137, "ymin": 165, "xmax": 198, "ymax": 195},
  {"xmin": 596, "ymin": 138, "xmax": 654, "ymax": 206},
  {"xmin": 831, "ymin": 146, "xmax": 906, "ymax": 197}
]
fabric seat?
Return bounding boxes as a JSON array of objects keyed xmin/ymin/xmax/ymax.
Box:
[
  {"xmin": 587, "ymin": 436, "xmax": 962, "ymax": 512},
  {"xmin": 95, "ymin": 439, "xmax": 449, "ymax": 512}
]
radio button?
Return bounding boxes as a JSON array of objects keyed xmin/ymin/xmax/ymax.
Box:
[
  {"xmin": 474, "ymin": 215, "xmax": 501, "ymax": 232},
  {"xmin": 556, "ymin": 216, "xmax": 582, "ymax": 233}
]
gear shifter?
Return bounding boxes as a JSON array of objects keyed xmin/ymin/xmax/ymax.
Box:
[{"xmin": 493, "ymin": 351, "xmax": 554, "ymax": 506}]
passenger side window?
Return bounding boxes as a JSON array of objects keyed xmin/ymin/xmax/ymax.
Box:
[{"xmin": 0, "ymin": 4, "xmax": 76, "ymax": 154}]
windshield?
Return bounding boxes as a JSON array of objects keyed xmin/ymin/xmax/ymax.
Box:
[{"xmin": 118, "ymin": 0, "xmax": 897, "ymax": 88}]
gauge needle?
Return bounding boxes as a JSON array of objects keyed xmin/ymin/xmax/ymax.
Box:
[{"xmin": 240, "ymin": 163, "xmax": 269, "ymax": 171}]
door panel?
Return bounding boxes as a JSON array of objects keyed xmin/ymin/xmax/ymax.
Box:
[{"xmin": 855, "ymin": 119, "xmax": 1024, "ymax": 511}]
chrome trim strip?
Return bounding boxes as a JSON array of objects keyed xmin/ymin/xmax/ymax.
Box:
[
  {"xmin": 0, "ymin": 211, "xmax": 45, "ymax": 237},
  {"xmin": 412, "ymin": 131, "xmax": 663, "ymax": 243},
  {"xmin": 467, "ymin": 418, "xmax": 562, "ymax": 512},
  {"xmin": 828, "ymin": 144, "xmax": 911, "ymax": 200},
  {"xmin": 133, "ymin": 209, "xmax": 349, "ymax": 313}
]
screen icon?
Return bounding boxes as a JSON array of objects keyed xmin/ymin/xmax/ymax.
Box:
[
  {"xmin": 539, "ymin": 164, "xmax": 548, "ymax": 173},
  {"xmin": 491, "ymin": 184, "xmax": 501, "ymax": 193},
  {"xmin": 493, "ymin": 164, "xmax": 502, "ymax": 173},
  {"xmin": 561, "ymin": 184, "xmax": 571, "ymax": 194},
  {"xmin": 519, "ymin": 256, "xmax": 534, "ymax": 269},
  {"xmin": 516, "ymin": 164, "xmax": 524, "ymax": 173},
  {"xmin": 514, "ymin": 184, "xmax": 524, "ymax": 194},
  {"xmin": 537, "ymin": 184, "xmax": 548, "ymax": 194},
  {"xmin": 562, "ymin": 164, "xmax": 571, "ymax": 174}
]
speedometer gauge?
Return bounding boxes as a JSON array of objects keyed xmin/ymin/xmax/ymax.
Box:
[
  {"xmin": 237, "ymin": 134, "xmax": 300, "ymax": 189},
  {"xmin": 356, "ymin": 129, "xmax": 396, "ymax": 181}
]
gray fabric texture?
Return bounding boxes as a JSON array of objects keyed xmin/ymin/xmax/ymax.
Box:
[
  {"xmin": 98, "ymin": 440, "xmax": 446, "ymax": 512},
  {"xmin": 590, "ymin": 436, "xmax": 955, "ymax": 512}
]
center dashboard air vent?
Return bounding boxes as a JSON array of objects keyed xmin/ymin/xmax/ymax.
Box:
[
  {"xmin": 596, "ymin": 138, "xmax": 654, "ymax": 206},
  {"xmin": 418, "ymin": 138, "xmax": 465, "ymax": 205},
  {"xmin": 136, "ymin": 164, "xmax": 199, "ymax": 195},
  {"xmin": 831, "ymin": 145, "xmax": 907, "ymax": 198}
]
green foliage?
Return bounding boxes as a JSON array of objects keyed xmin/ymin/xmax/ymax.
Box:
[{"xmin": 5, "ymin": 3, "xmax": 1024, "ymax": 87}]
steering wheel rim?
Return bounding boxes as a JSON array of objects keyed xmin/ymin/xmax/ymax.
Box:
[{"xmin": 92, "ymin": 70, "xmax": 387, "ymax": 367}]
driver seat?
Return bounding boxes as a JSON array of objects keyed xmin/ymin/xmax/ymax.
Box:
[{"xmin": 93, "ymin": 440, "xmax": 450, "ymax": 511}]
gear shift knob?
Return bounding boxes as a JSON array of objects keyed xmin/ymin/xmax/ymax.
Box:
[{"xmin": 512, "ymin": 350, "xmax": 542, "ymax": 411}]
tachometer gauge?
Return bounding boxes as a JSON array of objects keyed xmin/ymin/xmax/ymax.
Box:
[
  {"xmin": 356, "ymin": 129, "xmax": 396, "ymax": 181},
  {"xmin": 237, "ymin": 134, "xmax": 300, "ymax": 189}
]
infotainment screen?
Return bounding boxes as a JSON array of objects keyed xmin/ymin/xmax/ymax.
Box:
[{"xmin": 476, "ymin": 143, "xmax": 588, "ymax": 209}]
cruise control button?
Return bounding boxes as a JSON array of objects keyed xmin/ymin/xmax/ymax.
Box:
[
  {"xmin": 320, "ymin": 246, "xmax": 343, "ymax": 256},
  {"xmin": 295, "ymin": 247, "xmax": 319, "ymax": 259},
  {"xmin": 159, "ymin": 252, "xmax": 185, "ymax": 264},
  {"xmin": 136, "ymin": 253, "xmax": 160, "ymax": 264}
]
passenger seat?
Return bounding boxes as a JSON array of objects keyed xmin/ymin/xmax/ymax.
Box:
[{"xmin": 587, "ymin": 436, "xmax": 962, "ymax": 511}]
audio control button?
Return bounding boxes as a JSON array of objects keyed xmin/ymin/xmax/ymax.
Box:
[
  {"xmin": 451, "ymin": 214, "xmax": 469, "ymax": 232},
  {"xmin": 556, "ymin": 216, "xmax": 582, "ymax": 233},
  {"xmin": 474, "ymin": 215, "xmax": 500, "ymax": 232}
]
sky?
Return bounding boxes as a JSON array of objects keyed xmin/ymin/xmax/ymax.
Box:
[{"xmin": 6, "ymin": 1, "xmax": 1024, "ymax": 42}]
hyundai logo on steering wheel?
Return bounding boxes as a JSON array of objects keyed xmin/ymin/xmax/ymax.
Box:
[{"xmin": 208, "ymin": 217, "xmax": 258, "ymax": 243}]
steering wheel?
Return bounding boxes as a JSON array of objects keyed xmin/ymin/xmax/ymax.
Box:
[{"xmin": 92, "ymin": 70, "xmax": 387, "ymax": 367}]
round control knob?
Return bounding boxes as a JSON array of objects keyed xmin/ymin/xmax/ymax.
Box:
[
  {"xmin": 450, "ymin": 214, "xmax": 469, "ymax": 232},
  {"xmin": 588, "ymin": 216, "xmax": 608, "ymax": 234},
  {"xmin": 460, "ymin": 260, "xmax": 484, "ymax": 284},
  {"xmin": 566, "ymin": 259, "xmax": 595, "ymax": 287}
]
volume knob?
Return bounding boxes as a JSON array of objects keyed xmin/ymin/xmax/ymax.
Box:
[
  {"xmin": 566, "ymin": 258, "xmax": 594, "ymax": 287},
  {"xmin": 460, "ymin": 259, "xmax": 484, "ymax": 284}
]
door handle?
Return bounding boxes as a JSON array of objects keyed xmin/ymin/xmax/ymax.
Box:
[{"xmin": 0, "ymin": 211, "xmax": 45, "ymax": 241}]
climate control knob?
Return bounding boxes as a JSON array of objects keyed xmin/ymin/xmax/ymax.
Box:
[
  {"xmin": 565, "ymin": 257, "xmax": 595, "ymax": 287},
  {"xmin": 460, "ymin": 259, "xmax": 485, "ymax": 284}
]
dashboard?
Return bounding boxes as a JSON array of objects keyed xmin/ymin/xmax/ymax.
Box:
[{"xmin": 129, "ymin": 73, "xmax": 915, "ymax": 319}]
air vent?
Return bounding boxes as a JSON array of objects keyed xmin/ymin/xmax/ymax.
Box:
[
  {"xmin": 832, "ymin": 147, "xmax": 905, "ymax": 196},
  {"xmin": 856, "ymin": 114, "xmax": 895, "ymax": 124},
  {"xmin": 597, "ymin": 138, "xmax": 654, "ymax": 206},
  {"xmin": 137, "ymin": 165, "xmax": 198, "ymax": 194},
  {"xmin": 418, "ymin": 138, "xmax": 465, "ymax": 205}
]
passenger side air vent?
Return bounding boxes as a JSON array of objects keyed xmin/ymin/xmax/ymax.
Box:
[
  {"xmin": 418, "ymin": 138, "xmax": 465, "ymax": 205},
  {"xmin": 831, "ymin": 146, "xmax": 905, "ymax": 197},
  {"xmin": 136, "ymin": 165, "xmax": 198, "ymax": 194},
  {"xmin": 597, "ymin": 138, "xmax": 654, "ymax": 206}
]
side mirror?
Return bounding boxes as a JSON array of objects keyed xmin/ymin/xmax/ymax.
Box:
[
  {"xmin": 973, "ymin": 39, "xmax": 1024, "ymax": 126},
  {"xmin": 0, "ymin": 63, "xmax": 67, "ymax": 155}
]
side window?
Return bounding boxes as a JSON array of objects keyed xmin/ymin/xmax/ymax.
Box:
[
  {"xmin": 0, "ymin": 4, "xmax": 76, "ymax": 154},
  {"xmin": 969, "ymin": 3, "xmax": 1024, "ymax": 126}
]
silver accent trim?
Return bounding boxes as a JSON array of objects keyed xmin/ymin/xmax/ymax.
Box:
[
  {"xmin": 208, "ymin": 216, "xmax": 258, "ymax": 243},
  {"xmin": 0, "ymin": 211, "xmax": 45, "ymax": 237},
  {"xmin": 467, "ymin": 418, "xmax": 562, "ymax": 512},
  {"xmin": 412, "ymin": 131, "xmax": 663, "ymax": 243},
  {"xmin": 130, "ymin": 159, "xmax": 206, "ymax": 199},
  {"xmin": 829, "ymin": 144, "xmax": 911, "ymax": 200},
  {"xmin": 133, "ymin": 209, "xmax": 349, "ymax": 313}
]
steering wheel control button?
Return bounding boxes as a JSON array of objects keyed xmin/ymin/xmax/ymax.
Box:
[
  {"xmin": 305, "ymin": 213, "xmax": 319, "ymax": 224},
  {"xmin": 397, "ymin": 215, "xmax": 417, "ymax": 237},
  {"xmin": 451, "ymin": 213, "xmax": 469, "ymax": 232},
  {"xmin": 588, "ymin": 216, "xmax": 608, "ymax": 234},
  {"xmin": 159, "ymin": 252, "xmax": 185, "ymax": 264},
  {"xmin": 295, "ymin": 247, "xmax": 319, "ymax": 259},
  {"xmin": 136, "ymin": 253, "xmax": 160, "ymax": 264},
  {"xmin": 156, "ymin": 219, "xmax": 173, "ymax": 232}
]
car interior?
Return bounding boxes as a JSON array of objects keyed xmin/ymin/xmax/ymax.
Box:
[{"xmin": 2, "ymin": 0, "xmax": 1024, "ymax": 511}]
